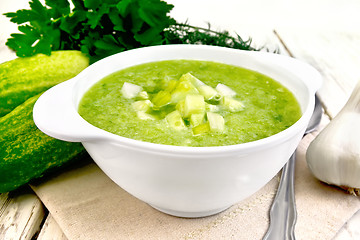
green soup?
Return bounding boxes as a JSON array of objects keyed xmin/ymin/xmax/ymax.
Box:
[{"xmin": 78, "ymin": 60, "xmax": 301, "ymax": 147}]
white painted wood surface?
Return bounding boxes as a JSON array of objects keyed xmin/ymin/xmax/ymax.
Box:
[
  {"xmin": 334, "ymin": 209, "xmax": 360, "ymax": 240},
  {"xmin": 0, "ymin": 187, "xmax": 45, "ymax": 240},
  {"xmin": 1, "ymin": 0, "xmax": 360, "ymax": 239},
  {"xmin": 37, "ymin": 214, "xmax": 68, "ymax": 240}
]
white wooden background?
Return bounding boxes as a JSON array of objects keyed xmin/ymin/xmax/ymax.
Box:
[{"xmin": 1, "ymin": 0, "xmax": 360, "ymax": 239}]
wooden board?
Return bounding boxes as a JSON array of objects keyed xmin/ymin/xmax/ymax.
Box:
[
  {"xmin": 37, "ymin": 214, "xmax": 68, "ymax": 240},
  {"xmin": 0, "ymin": 187, "xmax": 45, "ymax": 239}
]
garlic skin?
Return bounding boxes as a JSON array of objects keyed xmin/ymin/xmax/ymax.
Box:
[{"xmin": 306, "ymin": 81, "xmax": 360, "ymax": 195}]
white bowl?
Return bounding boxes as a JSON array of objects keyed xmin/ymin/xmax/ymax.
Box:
[{"xmin": 33, "ymin": 45, "xmax": 322, "ymax": 218}]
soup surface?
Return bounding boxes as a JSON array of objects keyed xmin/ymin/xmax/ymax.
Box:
[{"xmin": 78, "ymin": 60, "xmax": 301, "ymax": 147}]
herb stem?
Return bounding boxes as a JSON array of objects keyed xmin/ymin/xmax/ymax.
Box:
[
  {"xmin": 165, "ymin": 21, "xmax": 260, "ymax": 51},
  {"xmin": 173, "ymin": 22, "xmax": 251, "ymax": 44}
]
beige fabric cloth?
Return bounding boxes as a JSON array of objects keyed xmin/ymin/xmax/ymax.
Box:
[{"xmin": 31, "ymin": 129, "xmax": 360, "ymax": 240}]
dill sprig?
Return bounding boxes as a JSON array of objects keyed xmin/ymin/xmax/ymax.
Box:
[{"xmin": 165, "ymin": 22, "xmax": 259, "ymax": 51}]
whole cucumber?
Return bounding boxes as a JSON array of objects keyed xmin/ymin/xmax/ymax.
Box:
[
  {"xmin": 0, "ymin": 94, "xmax": 85, "ymax": 193},
  {"xmin": 0, "ymin": 50, "xmax": 89, "ymax": 117}
]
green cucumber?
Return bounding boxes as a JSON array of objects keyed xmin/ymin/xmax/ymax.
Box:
[
  {"xmin": 0, "ymin": 50, "xmax": 89, "ymax": 117},
  {"xmin": 0, "ymin": 94, "xmax": 85, "ymax": 193}
]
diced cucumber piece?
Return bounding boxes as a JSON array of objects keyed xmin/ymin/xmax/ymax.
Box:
[
  {"xmin": 165, "ymin": 79, "xmax": 178, "ymax": 92},
  {"xmin": 198, "ymin": 85, "xmax": 221, "ymax": 101},
  {"xmin": 121, "ymin": 82, "xmax": 143, "ymax": 99},
  {"xmin": 179, "ymin": 72, "xmax": 205, "ymax": 88},
  {"xmin": 132, "ymin": 100, "xmax": 152, "ymax": 112},
  {"xmin": 165, "ymin": 110, "xmax": 186, "ymax": 130},
  {"xmin": 205, "ymin": 103, "xmax": 220, "ymax": 112},
  {"xmin": 192, "ymin": 122, "xmax": 210, "ymax": 135},
  {"xmin": 138, "ymin": 91, "xmax": 149, "ymax": 99},
  {"xmin": 190, "ymin": 112, "xmax": 205, "ymax": 127},
  {"xmin": 221, "ymin": 96, "xmax": 245, "ymax": 112},
  {"xmin": 216, "ymin": 83, "xmax": 237, "ymax": 97},
  {"xmin": 176, "ymin": 99, "xmax": 186, "ymax": 116},
  {"xmin": 152, "ymin": 90, "xmax": 171, "ymax": 107},
  {"xmin": 184, "ymin": 94, "xmax": 205, "ymax": 118},
  {"xmin": 207, "ymin": 112, "xmax": 225, "ymax": 132},
  {"xmin": 137, "ymin": 111, "xmax": 157, "ymax": 120},
  {"xmin": 170, "ymin": 78, "xmax": 199, "ymax": 103}
]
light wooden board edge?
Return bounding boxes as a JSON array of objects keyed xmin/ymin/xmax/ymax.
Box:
[{"xmin": 37, "ymin": 214, "xmax": 68, "ymax": 240}]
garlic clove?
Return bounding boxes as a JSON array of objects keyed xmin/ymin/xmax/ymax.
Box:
[
  {"xmin": 306, "ymin": 81, "xmax": 360, "ymax": 196},
  {"xmin": 307, "ymin": 112, "xmax": 360, "ymax": 194}
]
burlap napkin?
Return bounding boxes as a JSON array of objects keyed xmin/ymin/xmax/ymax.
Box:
[{"xmin": 31, "ymin": 117, "xmax": 360, "ymax": 240}]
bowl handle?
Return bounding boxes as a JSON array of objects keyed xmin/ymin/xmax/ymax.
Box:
[
  {"xmin": 286, "ymin": 56, "xmax": 323, "ymax": 94},
  {"xmin": 33, "ymin": 78, "xmax": 102, "ymax": 142},
  {"xmin": 261, "ymin": 52, "xmax": 322, "ymax": 94}
]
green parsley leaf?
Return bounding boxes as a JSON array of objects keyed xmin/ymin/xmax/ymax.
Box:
[
  {"xmin": 115, "ymin": 0, "xmax": 133, "ymax": 17},
  {"xmin": 138, "ymin": 0, "xmax": 174, "ymax": 27},
  {"xmin": 108, "ymin": 8, "xmax": 126, "ymax": 32},
  {"xmin": 59, "ymin": 11, "xmax": 87, "ymax": 39},
  {"xmin": 86, "ymin": 4, "xmax": 111, "ymax": 29},
  {"xmin": 6, "ymin": 24, "xmax": 60, "ymax": 57},
  {"xmin": 45, "ymin": 0, "xmax": 70, "ymax": 18}
]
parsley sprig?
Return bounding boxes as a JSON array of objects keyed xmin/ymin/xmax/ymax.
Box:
[{"xmin": 4, "ymin": 0, "xmax": 259, "ymax": 63}]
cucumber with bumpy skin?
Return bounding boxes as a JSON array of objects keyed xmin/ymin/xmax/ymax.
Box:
[
  {"xmin": 0, "ymin": 94, "xmax": 85, "ymax": 193},
  {"xmin": 0, "ymin": 50, "xmax": 89, "ymax": 117}
]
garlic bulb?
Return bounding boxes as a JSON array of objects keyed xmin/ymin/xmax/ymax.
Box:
[{"xmin": 306, "ymin": 80, "xmax": 360, "ymax": 196}]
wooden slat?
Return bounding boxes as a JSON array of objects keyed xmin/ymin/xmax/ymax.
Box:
[
  {"xmin": 0, "ymin": 187, "xmax": 45, "ymax": 240},
  {"xmin": 37, "ymin": 214, "xmax": 68, "ymax": 240},
  {"xmin": 333, "ymin": 209, "xmax": 360, "ymax": 240},
  {"xmin": 274, "ymin": 28, "xmax": 360, "ymax": 118}
]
